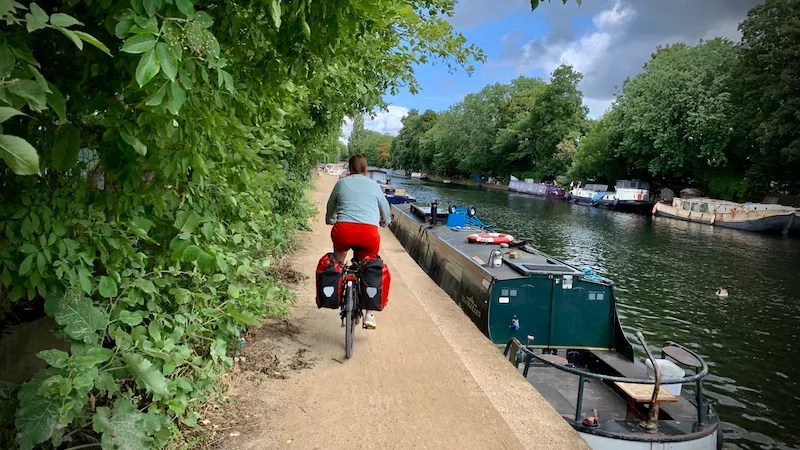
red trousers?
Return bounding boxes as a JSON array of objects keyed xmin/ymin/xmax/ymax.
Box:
[{"xmin": 331, "ymin": 222, "xmax": 381, "ymax": 260}]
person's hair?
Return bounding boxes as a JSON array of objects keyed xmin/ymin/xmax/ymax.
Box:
[{"xmin": 348, "ymin": 154, "xmax": 367, "ymax": 175}]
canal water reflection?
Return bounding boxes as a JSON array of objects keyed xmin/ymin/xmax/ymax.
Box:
[{"xmin": 396, "ymin": 180, "xmax": 800, "ymax": 450}]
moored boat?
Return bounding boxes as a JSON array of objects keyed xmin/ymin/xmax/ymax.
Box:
[
  {"xmin": 596, "ymin": 180, "xmax": 653, "ymax": 213},
  {"xmin": 366, "ymin": 167, "xmax": 388, "ymax": 184},
  {"xmin": 568, "ymin": 183, "xmax": 610, "ymax": 205},
  {"xmin": 390, "ymin": 203, "xmax": 721, "ymax": 449},
  {"xmin": 388, "ymin": 168, "xmax": 411, "ymax": 179},
  {"xmin": 652, "ymin": 197, "xmax": 795, "ymax": 233},
  {"xmin": 381, "ymin": 183, "xmax": 416, "ymax": 204},
  {"xmin": 410, "ymin": 172, "xmax": 428, "ymax": 180},
  {"xmin": 508, "ymin": 179, "xmax": 566, "ymax": 199}
]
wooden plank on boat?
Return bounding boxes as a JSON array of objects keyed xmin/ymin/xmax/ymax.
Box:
[
  {"xmin": 613, "ymin": 382, "xmax": 678, "ymax": 403},
  {"xmin": 661, "ymin": 345, "xmax": 702, "ymax": 368}
]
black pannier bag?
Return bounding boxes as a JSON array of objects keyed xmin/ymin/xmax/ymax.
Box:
[
  {"xmin": 359, "ymin": 254, "xmax": 390, "ymax": 311},
  {"xmin": 315, "ymin": 253, "xmax": 343, "ymax": 309}
]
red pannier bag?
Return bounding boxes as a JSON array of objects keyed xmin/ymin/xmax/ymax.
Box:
[
  {"xmin": 316, "ymin": 253, "xmax": 343, "ymax": 309},
  {"xmin": 360, "ymin": 255, "xmax": 390, "ymax": 311}
]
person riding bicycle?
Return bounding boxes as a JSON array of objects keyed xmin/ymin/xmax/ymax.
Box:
[{"xmin": 325, "ymin": 154, "xmax": 392, "ymax": 329}]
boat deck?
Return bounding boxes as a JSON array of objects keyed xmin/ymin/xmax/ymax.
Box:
[
  {"xmin": 517, "ymin": 349, "xmax": 715, "ymax": 441},
  {"xmin": 394, "ymin": 203, "xmax": 584, "ymax": 281}
]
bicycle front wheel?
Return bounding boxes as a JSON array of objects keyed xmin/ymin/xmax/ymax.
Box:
[{"xmin": 345, "ymin": 282, "xmax": 355, "ymax": 359}]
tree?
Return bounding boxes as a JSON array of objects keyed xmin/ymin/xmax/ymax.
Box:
[
  {"xmin": 609, "ymin": 39, "xmax": 738, "ymax": 189},
  {"xmin": 348, "ymin": 115, "xmax": 366, "ymax": 155},
  {"xmin": 500, "ymin": 65, "xmax": 587, "ymax": 180},
  {"xmin": 390, "ymin": 109, "xmax": 438, "ymax": 170},
  {"xmin": 735, "ymin": 0, "xmax": 800, "ymax": 195},
  {"xmin": 569, "ymin": 118, "xmax": 626, "ymax": 183}
]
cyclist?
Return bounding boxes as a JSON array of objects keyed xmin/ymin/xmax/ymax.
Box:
[{"xmin": 325, "ymin": 154, "xmax": 391, "ymax": 329}]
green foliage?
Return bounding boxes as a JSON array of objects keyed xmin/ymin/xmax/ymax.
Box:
[
  {"xmin": 392, "ymin": 70, "xmax": 586, "ymax": 180},
  {"xmin": 0, "ymin": 0, "xmax": 481, "ymax": 448},
  {"xmin": 348, "ymin": 116, "xmax": 394, "ymax": 167},
  {"xmin": 390, "ymin": 109, "xmax": 438, "ymax": 170},
  {"xmin": 734, "ymin": 0, "xmax": 800, "ymax": 196},
  {"xmin": 499, "ymin": 66, "xmax": 587, "ymax": 179},
  {"xmin": 609, "ymin": 39, "xmax": 737, "ymax": 179}
]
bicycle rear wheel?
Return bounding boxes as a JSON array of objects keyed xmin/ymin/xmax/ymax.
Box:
[{"xmin": 345, "ymin": 282, "xmax": 355, "ymax": 359}]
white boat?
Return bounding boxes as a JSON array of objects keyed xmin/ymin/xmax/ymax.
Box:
[
  {"xmin": 366, "ymin": 168, "xmax": 388, "ymax": 184},
  {"xmin": 652, "ymin": 197, "xmax": 796, "ymax": 233},
  {"xmin": 410, "ymin": 172, "xmax": 428, "ymax": 180},
  {"xmin": 596, "ymin": 180, "xmax": 653, "ymax": 213},
  {"xmin": 568, "ymin": 183, "xmax": 610, "ymax": 205}
]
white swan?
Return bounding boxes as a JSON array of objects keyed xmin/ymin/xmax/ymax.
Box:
[{"xmin": 716, "ymin": 288, "xmax": 729, "ymax": 298}]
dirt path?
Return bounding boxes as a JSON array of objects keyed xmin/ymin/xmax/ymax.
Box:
[{"xmin": 210, "ymin": 174, "xmax": 588, "ymax": 450}]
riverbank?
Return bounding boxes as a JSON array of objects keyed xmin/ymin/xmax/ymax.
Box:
[{"xmin": 203, "ymin": 173, "xmax": 586, "ymax": 449}]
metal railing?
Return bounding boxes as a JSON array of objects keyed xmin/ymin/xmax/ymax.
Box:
[{"xmin": 503, "ymin": 333, "xmax": 710, "ymax": 428}]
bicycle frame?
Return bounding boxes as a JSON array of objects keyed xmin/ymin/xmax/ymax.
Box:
[{"xmin": 340, "ymin": 261, "xmax": 363, "ymax": 358}]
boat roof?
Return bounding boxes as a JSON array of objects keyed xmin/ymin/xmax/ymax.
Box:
[
  {"xmin": 393, "ymin": 203, "xmax": 600, "ymax": 282},
  {"xmin": 679, "ymin": 197, "xmax": 795, "ymax": 208}
]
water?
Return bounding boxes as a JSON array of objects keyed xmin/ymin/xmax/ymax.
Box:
[{"xmin": 396, "ymin": 180, "xmax": 800, "ymax": 450}]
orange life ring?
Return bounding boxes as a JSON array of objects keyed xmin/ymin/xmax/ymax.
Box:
[{"xmin": 467, "ymin": 233, "xmax": 514, "ymax": 244}]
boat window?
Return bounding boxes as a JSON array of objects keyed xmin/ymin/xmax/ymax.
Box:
[
  {"xmin": 501, "ymin": 288, "xmax": 509, "ymax": 296},
  {"xmin": 509, "ymin": 289, "xmax": 518, "ymax": 297},
  {"xmin": 588, "ymin": 291, "xmax": 605, "ymax": 301}
]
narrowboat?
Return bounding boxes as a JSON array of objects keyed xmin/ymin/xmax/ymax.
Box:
[
  {"xmin": 410, "ymin": 172, "xmax": 428, "ymax": 180},
  {"xmin": 366, "ymin": 168, "xmax": 388, "ymax": 184},
  {"xmin": 508, "ymin": 179, "xmax": 566, "ymax": 199},
  {"xmin": 390, "ymin": 203, "xmax": 721, "ymax": 449},
  {"xmin": 596, "ymin": 180, "xmax": 653, "ymax": 213},
  {"xmin": 388, "ymin": 169, "xmax": 411, "ymax": 179},
  {"xmin": 568, "ymin": 183, "xmax": 610, "ymax": 206},
  {"xmin": 652, "ymin": 197, "xmax": 795, "ymax": 234}
]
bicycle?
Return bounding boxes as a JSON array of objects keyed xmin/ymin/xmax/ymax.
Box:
[{"xmin": 340, "ymin": 259, "xmax": 365, "ymax": 359}]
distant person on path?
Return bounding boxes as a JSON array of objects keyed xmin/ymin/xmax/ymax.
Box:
[{"xmin": 325, "ymin": 154, "xmax": 391, "ymax": 329}]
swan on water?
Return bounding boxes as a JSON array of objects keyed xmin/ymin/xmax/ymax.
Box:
[{"xmin": 716, "ymin": 288, "xmax": 729, "ymax": 298}]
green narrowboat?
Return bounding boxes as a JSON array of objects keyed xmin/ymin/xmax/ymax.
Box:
[{"xmin": 389, "ymin": 203, "xmax": 721, "ymax": 450}]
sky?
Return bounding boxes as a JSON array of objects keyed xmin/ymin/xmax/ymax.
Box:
[{"xmin": 342, "ymin": 0, "xmax": 762, "ymax": 141}]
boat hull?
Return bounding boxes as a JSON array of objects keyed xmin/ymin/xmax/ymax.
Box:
[
  {"xmin": 596, "ymin": 199, "xmax": 654, "ymax": 214},
  {"xmin": 570, "ymin": 195, "xmax": 596, "ymax": 206},
  {"xmin": 579, "ymin": 427, "xmax": 719, "ymax": 450},
  {"xmin": 653, "ymin": 202, "xmax": 793, "ymax": 233},
  {"xmin": 789, "ymin": 212, "xmax": 800, "ymax": 236}
]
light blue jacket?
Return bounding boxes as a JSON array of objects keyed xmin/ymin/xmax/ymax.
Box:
[{"xmin": 326, "ymin": 175, "xmax": 392, "ymax": 227}]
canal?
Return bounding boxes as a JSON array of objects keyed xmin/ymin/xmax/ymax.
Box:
[{"xmin": 395, "ymin": 179, "xmax": 800, "ymax": 450}]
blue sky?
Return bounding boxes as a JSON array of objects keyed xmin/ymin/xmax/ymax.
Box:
[{"xmin": 344, "ymin": 0, "xmax": 761, "ymax": 140}]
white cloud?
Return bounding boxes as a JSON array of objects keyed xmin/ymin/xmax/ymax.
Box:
[
  {"xmin": 340, "ymin": 105, "xmax": 410, "ymax": 142},
  {"xmin": 519, "ymin": 0, "xmax": 635, "ymax": 76},
  {"xmin": 592, "ymin": 0, "xmax": 635, "ymax": 30},
  {"xmin": 517, "ymin": 1, "xmax": 635, "ymax": 118}
]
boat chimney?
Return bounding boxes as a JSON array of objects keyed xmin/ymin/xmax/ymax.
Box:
[{"xmin": 431, "ymin": 200, "xmax": 438, "ymax": 225}]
